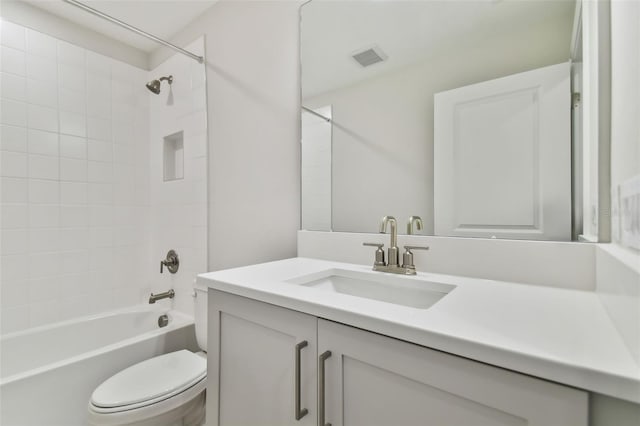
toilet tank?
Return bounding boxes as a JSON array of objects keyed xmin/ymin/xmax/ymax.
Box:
[{"xmin": 194, "ymin": 282, "xmax": 208, "ymax": 352}]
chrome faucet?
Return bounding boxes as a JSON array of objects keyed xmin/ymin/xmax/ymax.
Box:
[
  {"xmin": 149, "ymin": 289, "xmax": 175, "ymax": 304},
  {"xmin": 407, "ymin": 216, "xmax": 423, "ymax": 235},
  {"xmin": 379, "ymin": 215, "xmax": 399, "ymax": 267},
  {"xmin": 363, "ymin": 215, "xmax": 429, "ymax": 275}
]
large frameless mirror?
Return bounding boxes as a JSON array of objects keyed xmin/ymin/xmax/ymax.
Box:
[{"xmin": 300, "ymin": 0, "xmax": 609, "ymax": 242}]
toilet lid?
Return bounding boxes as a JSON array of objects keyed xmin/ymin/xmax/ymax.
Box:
[{"xmin": 91, "ymin": 350, "xmax": 206, "ymax": 409}]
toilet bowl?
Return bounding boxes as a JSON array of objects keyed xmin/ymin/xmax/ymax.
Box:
[{"xmin": 88, "ymin": 284, "xmax": 208, "ymax": 426}]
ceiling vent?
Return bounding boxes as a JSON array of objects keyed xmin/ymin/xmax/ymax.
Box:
[{"xmin": 351, "ymin": 46, "xmax": 387, "ymax": 67}]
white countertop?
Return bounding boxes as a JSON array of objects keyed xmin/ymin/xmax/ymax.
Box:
[{"xmin": 197, "ymin": 257, "xmax": 640, "ymax": 403}]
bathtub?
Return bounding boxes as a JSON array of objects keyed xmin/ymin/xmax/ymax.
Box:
[{"xmin": 0, "ymin": 305, "xmax": 198, "ymax": 426}]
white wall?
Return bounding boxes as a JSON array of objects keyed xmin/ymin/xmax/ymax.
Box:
[
  {"xmin": 304, "ymin": 18, "xmax": 572, "ymax": 234},
  {"xmin": 595, "ymin": 0, "xmax": 640, "ymax": 366},
  {"xmin": 148, "ymin": 38, "xmax": 208, "ymax": 316},
  {"xmin": 0, "ymin": 1, "xmax": 148, "ymax": 69},
  {"xmin": 0, "ymin": 20, "xmax": 152, "ymax": 333},
  {"xmin": 150, "ymin": 1, "xmax": 301, "ymax": 272}
]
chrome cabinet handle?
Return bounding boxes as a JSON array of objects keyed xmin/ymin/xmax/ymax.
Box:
[
  {"xmin": 295, "ymin": 341, "xmax": 309, "ymax": 420},
  {"xmin": 318, "ymin": 350, "xmax": 332, "ymax": 426}
]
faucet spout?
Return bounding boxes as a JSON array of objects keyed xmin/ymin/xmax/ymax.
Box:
[
  {"xmin": 149, "ymin": 289, "xmax": 175, "ymax": 304},
  {"xmin": 379, "ymin": 216, "xmax": 399, "ymax": 266}
]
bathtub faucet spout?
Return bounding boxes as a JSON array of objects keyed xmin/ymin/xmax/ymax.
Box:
[{"xmin": 149, "ymin": 289, "xmax": 175, "ymax": 304}]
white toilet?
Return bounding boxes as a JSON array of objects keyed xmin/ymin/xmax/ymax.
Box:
[{"xmin": 88, "ymin": 284, "xmax": 208, "ymax": 426}]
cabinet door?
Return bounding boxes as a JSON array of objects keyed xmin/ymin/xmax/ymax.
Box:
[
  {"xmin": 318, "ymin": 319, "xmax": 587, "ymax": 426},
  {"xmin": 207, "ymin": 290, "xmax": 317, "ymax": 426}
]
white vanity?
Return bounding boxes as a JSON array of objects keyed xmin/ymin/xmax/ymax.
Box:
[{"xmin": 197, "ymin": 257, "xmax": 640, "ymax": 426}]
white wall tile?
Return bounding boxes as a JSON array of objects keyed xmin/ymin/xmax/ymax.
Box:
[
  {"xmin": 0, "ymin": 23, "xmax": 157, "ymax": 333},
  {"xmin": 59, "ymin": 110, "xmax": 86, "ymax": 137},
  {"xmin": 1, "ymin": 177, "xmax": 28, "ymax": 203},
  {"xmin": 89, "ymin": 227, "xmax": 113, "ymax": 248},
  {"xmin": 1, "ymin": 46, "xmax": 26, "ymax": 76},
  {"xmin": 28, "ymin": 129, "xmax": 58, "ymax": 156},
  {"xmin": 59, "ymin": 88, "xmax": 85, "ymax": 114},
  {"xmin": 60, "ymin": 157, "xmax": 87, "ymax": 182},
  {"xmin": 1, "ymin": 20, "xmax": 26, "ymax": 51},
  {"xmin": 1, "ymin": 229, "xmax": 27, "ymax": 254},
  {"xmin": 28, "ymin": 179, "xmax": 58, "ymax": 204},
  {"xmin": 1, "ymin": 280, "xmax": 29, "ymax": 308},
  {"xmin": 59, "ymin": 63, "xmax": 86, "ymax": 93},
  {"xmin": 26, "ymin": 29, "xmax": 57, "ymax": 60},
  {"xmin": 1, "ymin": 305, "xmax": 29, "ymax": 334},
  {"xmin": 86, "ymin": 51, "xmax": 111, "ymax": 77},
  {"xmin": 1, "ymin": 98, "xmax": 27, "ymax": 127},
  {"xmin": 88, "ymin": 183, "xmax": 113, "ymax": 204},
  {"xmin": 88, "ymin": 139, "xmax": 113, "ymax": 162},
  {"xmin": 87, "ymin": 117, "xmax": 111, "ymax": 141},
  {"xmin": 1, "ymin": 72, "xmax": 26, "ymax": 101},
  {"xmin": 1, "ymin": 151, "xmax": 27, "ymax": 177},
  {"xmin": 89, "ymin": 204, "xmax": 112, "ymax": 227},
  {"xmin": 57, "ymin": 40, "xmax": 84, "ymax": 67},
  {"xmin": 29, "ymin": 299, "xmax": 60, "ymax": 327},
  {"xmin": 60, "ymin": 134, "xmax": 86, "ymax": 159},
  {"xmin": 59, "ymin": 228, "xmax": 89, "ymax": 251},
  {"xmin": 60, "ymin": 182, "xmax": 87, "ymax": 204},
  {"xmin": 28, "ymin": 154, "xmax": 58, "ymax": 180},
  {"xmin": 88, "ymin": 160, "xmax": 112, "ymax": 183},
  {"xmin": 29, "ymin": 228, "xmax": 59, "ymax": 252},
  {"xmin": 1, "ymin": 124, "xmax": 27, "ymax": 152},
  {"xmin": 1, "ymin": 254, "xmax": 28, "ymax": 282},
  {"xmin": 86, "ymin": 93, "xmax": 111, "ymax": 119},
  {"xmin": 28, "ymin": 252, "xmax": 61, "ymax": 279},
  {"xmin": 27, "ymin": 104, "xmax": 58, "ymax": 132},
  {"xmin": 60, "ymin": 250, "xmax": 89, "ymax": 274},
  {"xmin": 29, "ymin": 204, "xmax": 59, "ymax": 228},
  {"xmin": 60, "ymin": 205, "xmax": 88, "ymax": 227},
  {"xmin": 27, "ymin": 78, "xmax": 57, "ymax": 108},
  {"xmin": 26, "ymin": 54, "xmax": 56, "ymax": 83},
  {"xmin": 1, "ymin": 204, "xmax": 28, "ymax": 228}
]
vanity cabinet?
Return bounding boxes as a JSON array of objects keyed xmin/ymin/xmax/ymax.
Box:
[{"xmin": 207, "ymin": 290, "xmax": 588, "ymax": 426}]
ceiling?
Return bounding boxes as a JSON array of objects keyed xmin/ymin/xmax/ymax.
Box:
[
  {"xmin": 301, "ymin": 0, "xmax": 576, "ymax": 99},
  {"xmin": 21, "ymin": 0, "xmax": 218, "ymax": 52}
]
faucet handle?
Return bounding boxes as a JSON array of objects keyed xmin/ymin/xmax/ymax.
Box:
[
  {"xmin": 363, "ymin": 242, "xmax": 386, "ymax": 267},
  {"xmin": 402, "ymin": 245, "xmax": 429, "ymax": 270}
]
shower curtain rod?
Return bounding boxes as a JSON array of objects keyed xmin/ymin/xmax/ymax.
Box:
[
  {"xmin": 302, "ymin": 106, "xmax": 331, "ymax": 122},
  {"xmin": 62, "ymin": 0, "xmax": 204, "ymax": 64}
]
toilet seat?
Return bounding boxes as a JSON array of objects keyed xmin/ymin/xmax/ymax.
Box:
[{"xmin": 88, "ymin": 350, "xmax": 206, "ymax": 425}]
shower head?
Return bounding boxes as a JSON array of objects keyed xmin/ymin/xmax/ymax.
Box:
[{"xmin": 146, "ymin": 75, "xmax": 173, "ymax": 94}]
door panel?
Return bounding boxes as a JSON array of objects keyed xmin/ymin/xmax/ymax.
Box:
[
  {"xmin": 434, "ymin": 62, "xmax": 571, "ymax": 240},
  {"xmin": 208, "ymin": 290, "xmax": 317, "ymax": 426},
  {"xmin": 318, "ymin": 318, "xmax": 587, "ymax": 426}
]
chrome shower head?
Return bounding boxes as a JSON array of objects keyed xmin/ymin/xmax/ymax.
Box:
[{"xmin": 146, "ymin": 75, "xmax": 173, "ymax": 95}]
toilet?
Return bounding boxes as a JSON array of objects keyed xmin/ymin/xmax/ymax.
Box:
[{"xmin": 87, "ymin": 284, "xmax": 208, "ymax": 426}]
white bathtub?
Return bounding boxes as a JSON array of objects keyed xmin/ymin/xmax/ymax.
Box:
[{"xmin": 0, "ymin": 305, "xmax": 198, "ymax": 426}]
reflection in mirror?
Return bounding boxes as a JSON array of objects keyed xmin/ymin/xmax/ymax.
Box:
[{"xmin": 301, "ymin": 0, "xmax": 600, "ymax": 241}]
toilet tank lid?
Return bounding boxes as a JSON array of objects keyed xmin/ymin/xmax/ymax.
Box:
[{"xmin": 91, "ymin": 350, "xmax": 206, "ymax": 409}]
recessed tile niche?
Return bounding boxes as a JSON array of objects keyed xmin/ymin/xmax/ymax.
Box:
[{"xmin": 163, "ymin": 131, "xmax": 184, "ymax": 181}]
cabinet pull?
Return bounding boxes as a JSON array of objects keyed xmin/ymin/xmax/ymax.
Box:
[
  {"xmin": 319, "ymin": 350, "xmax": 332, "ymax": 426},
  {"xmin": 295, "ymin": 341, "xmax": 309, "ymax": 420}
]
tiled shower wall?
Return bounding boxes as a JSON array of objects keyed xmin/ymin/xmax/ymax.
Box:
[
  {"xmin": 148, "ymin": 37, "xmax": 207, "ymax": 317},
  {"xmin": 0, "ymin": 20, "xmax": 152, "ymax": 333}
]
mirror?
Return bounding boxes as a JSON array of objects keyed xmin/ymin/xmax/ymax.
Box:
[{"xmin": 300, "ymin": 0, "xmax": 600, "ymax": 241}]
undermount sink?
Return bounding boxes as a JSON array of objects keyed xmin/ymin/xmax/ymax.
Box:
[{"xmin": 286, "ymin": 268, "xmax": 455, "ymax": 309}]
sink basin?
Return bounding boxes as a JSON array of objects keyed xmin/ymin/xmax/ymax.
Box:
[{"xmin": 286, "ymin": 268, "xmax": 454, "ymax": 309}]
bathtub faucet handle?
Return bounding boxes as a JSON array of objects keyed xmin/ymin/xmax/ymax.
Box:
[{"xmin": 160, "ymin": 250, "xmax": 179, "ymax": 274}]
